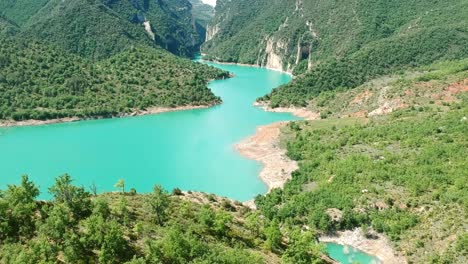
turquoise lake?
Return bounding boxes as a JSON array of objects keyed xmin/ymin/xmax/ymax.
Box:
[
  {"xmin": 326, "ymin": 243, "xmax": 380, "ymax": 264},
  {"xmin": 0, "ymin": 61, "xmax": 300, "ymax": 201}
]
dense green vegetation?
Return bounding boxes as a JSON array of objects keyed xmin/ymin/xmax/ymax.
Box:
[
  {"xmin": 0, "ymin": 175, "xmax": 328, "ymax": 263},
  {"xmin": 0, "ymin": 0, "xmax": 49, "ymax": 26},
  {"xmin": 1, "ymin": 0, "xmax": 205, "ymax": 59},
  {"xmin": 0, "ymin": 0, "xmax": 230, "ymax": 123},
  {"xmin": 204, "ymin": 0, "xmax": 468, "ymax": 107},
  {"xmin": 255, "ymin": 65, "xmax": 468, "ymax": 263},
  {"xmin": 11, "ymin": 0, "xmax": 202, "ymax": 59},
  {"xmin": 0, "ymin": 36, "xmax": 228, "ymax": 121}
]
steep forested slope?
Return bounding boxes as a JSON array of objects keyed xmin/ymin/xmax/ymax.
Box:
[
  {"xmin": 1, "ymin": 0, "xmax": 206, "ymax": 59},
  {"xmin": 204, "ymin": 0, "xmax": 468, "ymax": 106},
  {"xmin": 0, "ymin": 0, "xmax": 230, "ymax": 123}
]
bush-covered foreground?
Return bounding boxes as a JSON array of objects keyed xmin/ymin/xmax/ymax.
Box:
[{"xmin": 0, "ymin": 175, "xmax": 330, "ymax": 264}]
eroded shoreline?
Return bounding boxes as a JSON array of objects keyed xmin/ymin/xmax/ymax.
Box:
[
  {"xmin": 0, "ymin": 105, "xmax": 214, "ymax": 128},
  {"xmin": 235, "ymin": 121, "xmax": 298, "ymax": 191},
  {"xmin": 236, "ymin": 103, "xmax": 319, "ymax": 191}
]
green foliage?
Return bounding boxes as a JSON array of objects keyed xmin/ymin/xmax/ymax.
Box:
[
  {"xmin": 0, "ymin": 177, "xmax": 270, "ymax": 263},
  {"xmin": 0, "ymin": 175, "xmax": 39, "ymax": 241},
  {"xmin": 256, "ymin": 97, "xmax": 467, "ymax": 262},
  {"xmin": 2, "ymin": 0, "xmax": 204, "ymax": 59},
  {"xmin": 146, "ymin": 185, "xmax": 170, "ymax": 225},
  {"xmin": 48, "ymin": 174, "xmax": 92, "ymax": 219},
  {"xmin": 0, "ymin": 36, "xmax": 228, "ymax": 122},
  {"xmin": 204, "ymin": 0, "xmax": 468, "ymax": 107},
  {"xmin": 264, "ymin": 220, "xmax": 282, "ymax": 251},
  {"xmin": 282, "ymin": 229, "xmax": 325, "ymax": 264}
]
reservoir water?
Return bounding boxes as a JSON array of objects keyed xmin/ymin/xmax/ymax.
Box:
[
  {"xmin": 0, "ymin": 60, "xmax": 380, "ymax": 262},
  {"xmin": 326, "ymin": 243, "xmax": 380, "ymax": 264},
  {"xmin": 0, "ymin": 61, "xmax": 299, "ymax": 201}
]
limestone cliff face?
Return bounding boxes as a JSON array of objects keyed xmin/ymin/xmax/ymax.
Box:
[
  {"xmin": 264, "ymin": 38, "xmax": 284, "ymax": 70},
  {"xmin": 205, "ymin": 23, "xmax": 219, "ymax": 42},
  {"xmin": 202, "ymin": 0, "xmax": 319, "ymax": 72}
]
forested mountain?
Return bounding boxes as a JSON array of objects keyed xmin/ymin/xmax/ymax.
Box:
[
  {"xmin": 1, "ymin": 0, "xmax": 207, "ymax": 59},
  {"xmin": 203, "ymin": 0, "xmax": 468, "ymax": 106},
  {"xmin": 0, "ymin": 0, "xmax": 229, "ymax": 123},
  {"xmin": 0, "ymin": 36, "xmax": 227, "ymax": 121}
]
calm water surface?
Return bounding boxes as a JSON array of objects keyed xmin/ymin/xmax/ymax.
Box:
[
  {"xmin": 326, "ymin": 243, "xmax": 380, "ymax": 264},
  {"xmin": 0, "ymin": 61, "xmax": 299, "ymax": 201}
]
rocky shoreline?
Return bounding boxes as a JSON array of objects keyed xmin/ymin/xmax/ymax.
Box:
[
  {"xmin": 0, "ymin": 105, "xmax": 214, "ymax": 128},
  {"xmin": 320, "ymin": 228, "xmax": 407, "ymax": 264},
  {"xmin": 254, "ymin": 101, "xmax": 320, "ymax": 120},
  {"xmin": 236, "ymin": 102, "xmax": 319, "ymax": 191},
  {"xmin": 235, "ymin": 121, "xmax": 298, "ymax": 191}
]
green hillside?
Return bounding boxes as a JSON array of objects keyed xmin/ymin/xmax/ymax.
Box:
[
  {"xmin": 203, "ymin": 0, "xmax": 468, "ymax": 107},
  {"xmin": 0, "ymin": 36, "xmax": 227, "ymax": 122},
  {"xmin": 256, "ymin": 61, "xmax": 468, "ymax": 263},
  {"xmin": 0, "ymin": 0, "xmax": 49, "ymax": 26}
]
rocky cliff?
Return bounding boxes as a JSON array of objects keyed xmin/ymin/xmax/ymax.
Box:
[{"xmin": 202, "ymin": 0, "xmax": 318, "ymax": 72}]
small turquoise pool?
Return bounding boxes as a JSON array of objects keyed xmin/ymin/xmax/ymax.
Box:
[{"xmin": 326, "ymin": 243, "xmax": 380, "ymax": 264}]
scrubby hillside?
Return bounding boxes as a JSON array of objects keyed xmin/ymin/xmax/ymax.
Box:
[{"xmin": 255, "ymin": 60, "xmax": 468, "ymax": 263}]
